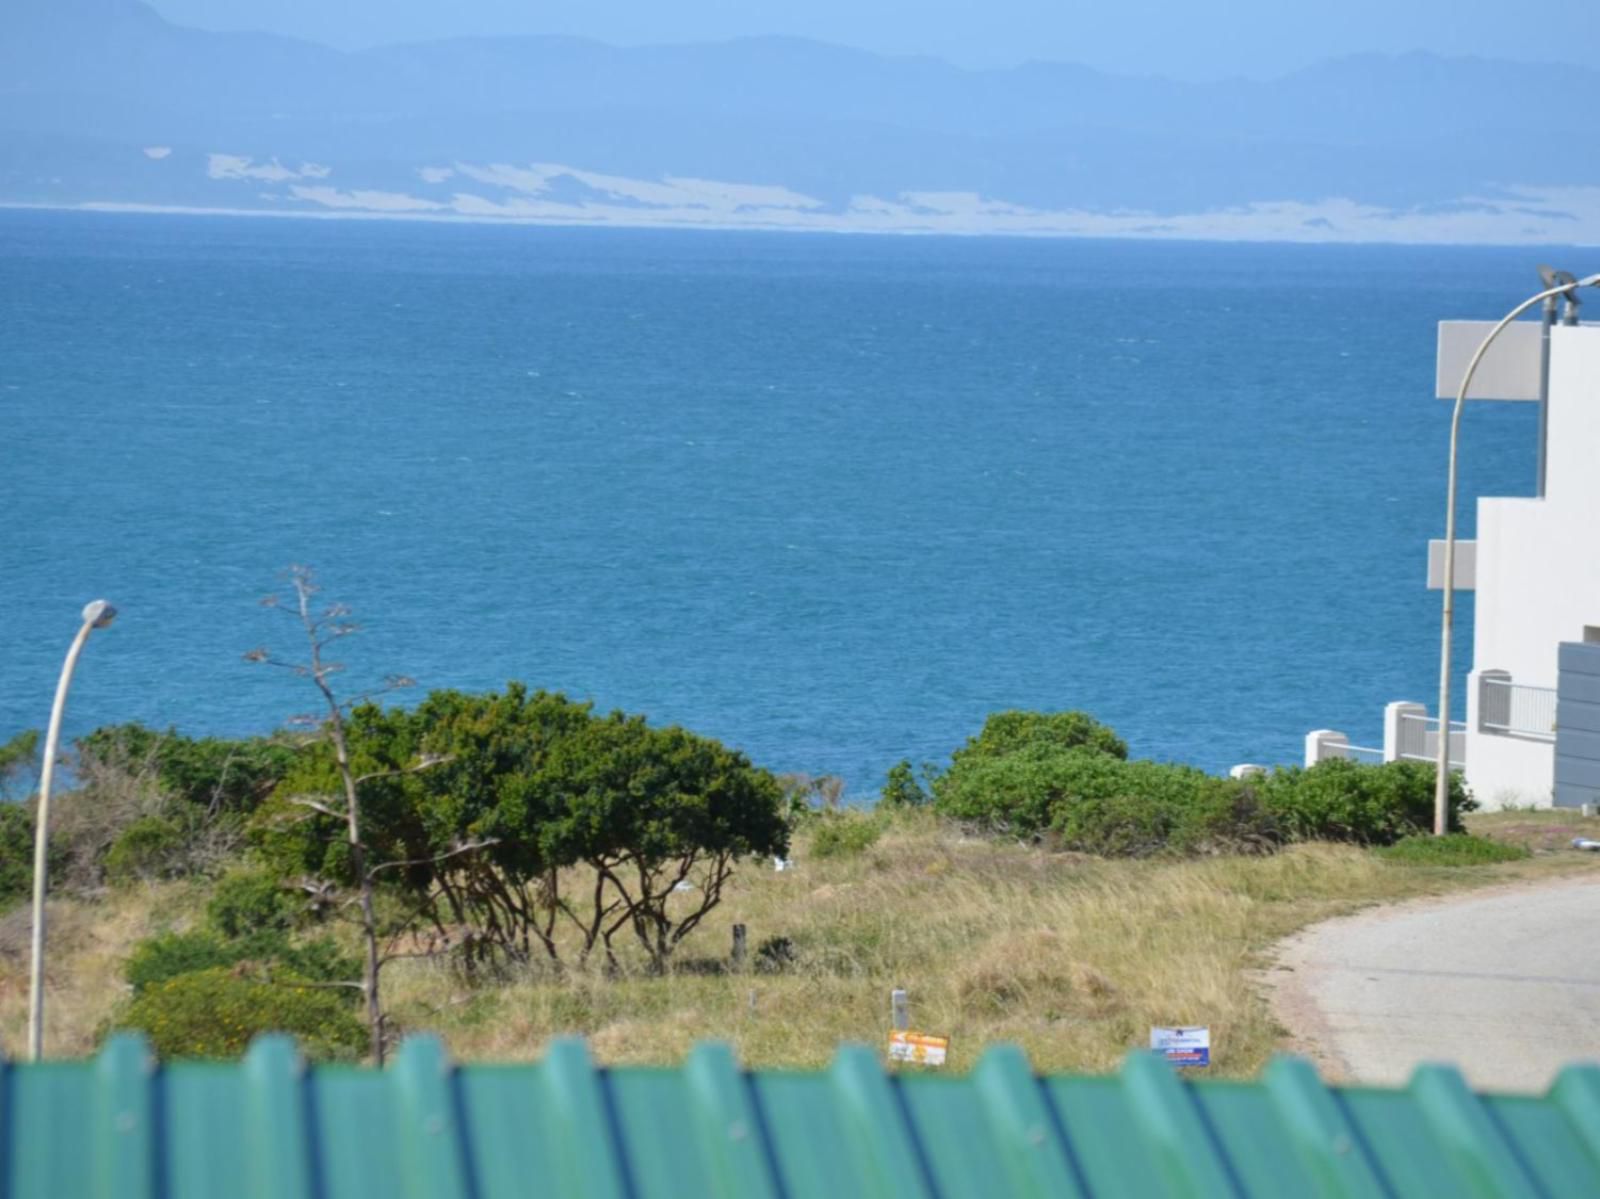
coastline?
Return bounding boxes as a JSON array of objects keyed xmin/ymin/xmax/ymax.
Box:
[{"xmin": 3, "ymin": 195, "xmax": 1597, "ymax": 248}]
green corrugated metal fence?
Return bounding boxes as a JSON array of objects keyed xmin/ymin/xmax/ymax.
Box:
[{"xmin": 4, "ymin": 1035, "xmax": 1600, "ymax": 1197}]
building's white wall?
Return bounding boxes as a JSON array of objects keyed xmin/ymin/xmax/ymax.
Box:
[
  {"xmin": 1546, "ymin": 325, "xmax": 1600, "ymax": 510},
  {"xmin": 1465, "ymin": 325, "xmax": 1600, "ymax": 805},
  {"xmin": 1465, "ymin": 666, "xmax": 1555, "ymax": 808},
  {"xmin": 1472, "ymin": 498, "xmax": 1560, "ymax": 679},
  {"xmin": 1436, "ymin": 320, "xmax": 1544, "ymax": 400}
]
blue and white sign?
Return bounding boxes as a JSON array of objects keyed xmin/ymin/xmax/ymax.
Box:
[{"xmin": 1150, "ymin": 1026, "xmax": 1210, "ymax": 1067}]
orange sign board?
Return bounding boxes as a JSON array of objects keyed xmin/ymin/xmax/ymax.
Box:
[{"xmin": 887, "ymin": 1030, "xmax": 949, "ymax": 1067}]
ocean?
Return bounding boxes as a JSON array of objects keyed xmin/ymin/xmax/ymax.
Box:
[{"xmin": 0, "ymin": 211, "xmax": 1556, "ymax": 795}]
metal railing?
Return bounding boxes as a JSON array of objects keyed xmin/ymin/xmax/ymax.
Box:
[
  {"xmin": 1304, "ymin": 735, "xmax": 1385, "ymax": 766},
  {"xmin": 1479, "ymin": 677, "xmax": 1557, "ymax": 742},
  {"xmin": 1396, "ymin": 713, "xmax": 1467, "ymax": 770}
]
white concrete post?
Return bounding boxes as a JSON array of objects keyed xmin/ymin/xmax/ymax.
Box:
[
  {"xmin": 1470, "ymin": 668, "xmax": 1511, "ymax": 734},
  {"xmin": 1383, "ymin": 702, "xmax": 1427, "ymax": 762},
  {"xmin": 1229, "ymin": 764, "xmax": 1267, "ymax": 780},
  {"xmin": 1304, "ymin": 730, "xmax": 1349, "ymax": 767}
]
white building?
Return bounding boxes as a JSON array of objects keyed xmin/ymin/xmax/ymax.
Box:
[{"xmin": 1304, "ymin": 290, "xmax": 1600, "ymax": 809}]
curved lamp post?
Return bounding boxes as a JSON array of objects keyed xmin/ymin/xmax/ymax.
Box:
[
  {"xmin": 27, "ymin": 599, "xmax": 116, "ymax": 1060},
  {"xmin": 1434, "ymin": 275, "xmax": 1599, "ymax": 835}
]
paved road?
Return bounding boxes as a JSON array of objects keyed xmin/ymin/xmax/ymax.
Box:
[{"xmin": 1271, "ymin": 876, "xmax": 1600, "ymax": 1093}]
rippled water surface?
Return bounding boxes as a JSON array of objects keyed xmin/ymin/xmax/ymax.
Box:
[{"xmin": 0, "ymin": 212, "xmax": 1552, "ymax": 792}]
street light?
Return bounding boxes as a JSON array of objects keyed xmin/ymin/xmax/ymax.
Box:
[
  {"xmin": 26, "ymin": 599, "xmax": 116, "ymax": 1061},
  {"xmin": 1434, "ymin": 274, "xmax": 1599, "ymax": 836}
]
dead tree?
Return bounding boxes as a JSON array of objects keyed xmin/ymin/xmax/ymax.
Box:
[{"xmin": 245, "ymin": 565, "xmax": 443, "ymax": 1065}]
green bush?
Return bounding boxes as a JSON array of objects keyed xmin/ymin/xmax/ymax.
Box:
[
  {"xmin": 0, "ymin": 802, "xmax": 46, "ymax": 907},
  {"xmin": 117, "ymin": 967, "xmax": 366, "ymax": 1061},
  {"xmin": 880, "ymin": 760, "xmax": 931, "ymax": 808},
  {"xmin": 1052, "ymin": 776, "xmax": 1279, "ymax": 857},
  {"xmin": 207, "ymin": 868, "xmax": 300, "ymax": 937},
  {"xmin": 76, "ymin": 724, "xmax": 299, "ymax": 815},
  {"xmin": 125, "ymin": 930, "xmax": 358, "ymax": 993},
  {"xmin": 0, "ymin": 730, "xmax": 39, "ymax": 802},
  {"xmin": 934, "ymin": 747, "xmax": 1279, "ymax": 855},
  {"xmin": 809, "ymin": 812, "xmax": 886, "ymax": 858},
  {"xmin": 926, "ymin": 710, "xmax": 1475, "ymax": 858},
  {"xmin": 946, "ymin": 710, "xmax": 1128, "ymax": 774},
  {"xmin": 1378, "ymin": 833, "xmax": 1529, "ymax": 865},
  {"xmin": 126, "ymin": 931, "xmax": 235, "ymax": 991},
  {"xmin": 930, "ymin": 709, "xmax": 1131, "ymax": 828},
  {"xmin": 1255, "ymin": 760, "xmax": 1474, "ymax": 846},
  {"xmin": 934, "ymin": 745, "xmax": 1082, "ymax": 833},
  {"xmin": 102, "ymin": 815, "xmax": 188, "ymax": 882}
]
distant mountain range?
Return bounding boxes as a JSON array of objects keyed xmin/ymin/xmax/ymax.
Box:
[{"xmin": 4, "ymin": 0, "xmax": 1598, "ymax": 242}]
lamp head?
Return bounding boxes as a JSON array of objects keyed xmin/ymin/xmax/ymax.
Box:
[
  {"xmin": 1538, "ymin": 264, "xmax": 1578, "ymax": 289},
  {"xmin": 82, "ymin": 600, "xmax": 116, "ymax": 629}
]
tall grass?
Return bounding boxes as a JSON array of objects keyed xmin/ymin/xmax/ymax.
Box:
[
  {"xmin": 376, "ymin": 810, "xmax": 1581, "ymax": 1077},
  {"xmin": 2, "ymin": 809, "xmax": 1590, "ymax": 1076}
]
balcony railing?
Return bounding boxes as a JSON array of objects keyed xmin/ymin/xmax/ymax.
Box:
[
  {"xmin": 1396, "ymin": 713, "xmax": 1467, "ymax": 770},
  {"xmin": 1479, "ymin": 677, "xmax": 1557, "ymax": 742},
  {"xmin": 1303, "ymin": 721, "xmax": 1460, "ymax": 770}
]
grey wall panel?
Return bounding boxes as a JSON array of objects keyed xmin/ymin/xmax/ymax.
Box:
[
  {"xmin": 1559, "ymin": 701, "xmax": 1600, "ymax": 734},
  {"xmin": 1554, "ymin": 727, "xmax": 1600, "ymax": 761},
  {"xmin": 1555, "ymin": 643, "xmax": 1600, "ymax": 808},
  {"xmin": 1559, "ymin": 673, "xmax": 1600, "ymax": 705},
  {"xmin": 1555, "ymin": 758, "xmax": 1600, "ymax": 788}
]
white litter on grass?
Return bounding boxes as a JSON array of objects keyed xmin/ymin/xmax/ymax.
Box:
[{"xmin": 773, "ymin": 857, "xmax": 792, "ymax": 872}]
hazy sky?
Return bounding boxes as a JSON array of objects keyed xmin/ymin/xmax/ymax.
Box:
[{"xmin": 147, "ymin": 0, "xmax": 1597, "ymax": 79}]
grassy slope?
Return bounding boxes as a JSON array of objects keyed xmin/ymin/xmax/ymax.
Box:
[{"xmin": 3, "ymin": 810, "xmax": 1598, "ymax": 1075}]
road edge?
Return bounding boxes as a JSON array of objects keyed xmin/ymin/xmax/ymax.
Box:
[{"xmin": 1261, "ymin": 869, "xmax": 1600, "ymax": 1083}]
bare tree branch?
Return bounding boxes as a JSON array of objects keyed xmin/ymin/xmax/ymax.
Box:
[
  {"xmin": 352, "ymin": 753, "xmax": 451, "ymax": 788},
  {"xmin": 288, "ymin": 796, "xmax": 346, "ymax": 820},
  {"xmin": 366, "ymin": 838, "xmax": 499, "ymax": 878}
]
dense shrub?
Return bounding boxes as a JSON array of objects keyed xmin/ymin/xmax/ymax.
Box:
[
  {"xmin": 934, "ymin": 745, "xmax": 1083, "ymax": 833},
  {"xmin": 931, "ymin": 710, "xmax": 1131, "ymax": 832},
  {"xmin": 946, "ymin": 710, "xmax": 1128, "ymax": 775},
  {"xmin": 207, "ymin": 867, "xmax": 300, "ymax": 937},
  {"xmin": 102, "ymin": 815, "xmax": 188, "ymax": 882},
  {"xmin": 931, "ymin": 709, "xmax": 1474, "ymax": 858},
  {"xmin": 0, "ymin": 801, "xmax": 64, "ymax": 908},
  {"xmin": 880, "ymin": 760, "xmax": 931, "ymax": 808},
  {"xmin": 76, "ymin": 723, "xmax": 300, "ymax": 815},
  {"xmin": 125, "ymin": 930, "xmax": 358, "ymax": 993},
  {"xmin": 1378, "ymin": 833, "xmax": 1528, "ymax": 865},
  {"xmin": 27, "ymin": 724, "xmax": 294, "ymax": 895},
  {"xmin": 1255, "ymin": 760, "xmax": 1473, "ymax": 845},
  {"xmin": 0, "ymin": 730, "xmax": 39, "ymax": 802},
  {"xmin": 1052, "ymin": 779, "xmax": 1280, "ymax": 858},
  {"xmin": 117, "ymin": 968, "xmax": 366, "ymax": 1061},
  {"xmin": 809, "ymin": 812, "xmax": 886, "ymax": 858},
  {"xmin": 936, "ymin": 746, "xmax": 1278, "ymax": 855}
]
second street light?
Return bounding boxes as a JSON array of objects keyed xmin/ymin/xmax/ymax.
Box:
[{"xmin": 26, "ymin": 598, "xmax": 117, "ymax": 1061}]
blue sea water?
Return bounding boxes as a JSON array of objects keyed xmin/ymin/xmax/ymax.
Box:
[{"xmin": 0, "ymin": 211, "xmax": 1558, "ymax": 794}]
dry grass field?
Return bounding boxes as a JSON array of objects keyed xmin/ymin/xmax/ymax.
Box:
[{"xmin": 4, "ymin": 808, "xmax": 1598, "ymax": 1076}]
